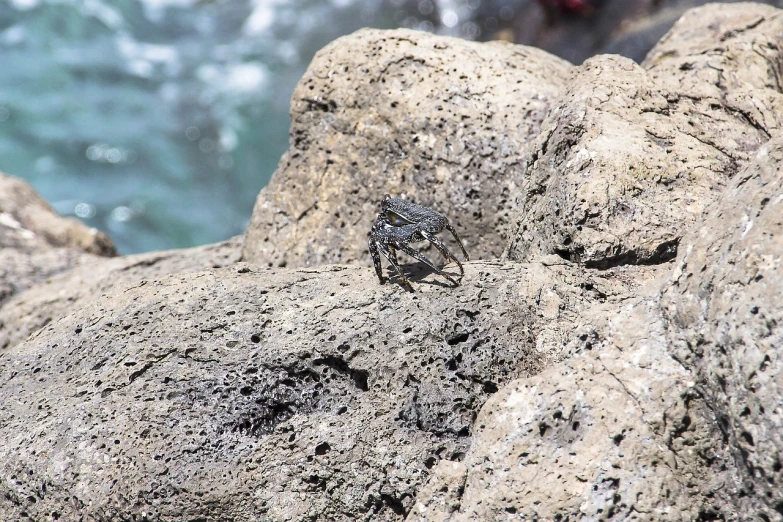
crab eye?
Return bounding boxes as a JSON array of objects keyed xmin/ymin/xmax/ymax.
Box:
[{"xmin": 385, "ymin": 211, "xmax": 411, "ymax": 226}]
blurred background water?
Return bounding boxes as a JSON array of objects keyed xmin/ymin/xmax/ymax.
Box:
[{"xmin": 1, "ymin": 0, "xmax": 778, "ymax": 254}]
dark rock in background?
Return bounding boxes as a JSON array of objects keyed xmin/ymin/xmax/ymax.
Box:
[{"xmin": 484, "ymin": 0, "xmax": 783, "ymax": 65}]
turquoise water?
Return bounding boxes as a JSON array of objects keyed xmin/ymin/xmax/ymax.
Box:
[{"xmin": 1, "ymin": 0, "xmax": 461, "ymax": 254}]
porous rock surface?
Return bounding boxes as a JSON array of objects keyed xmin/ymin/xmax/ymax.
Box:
[
  {"xmin": 504, "ymin": 2, "xmax": 783, "ymax": 268},
  {"xmin": 662, "ymin": 134, "xmax": 783, "ymax": 516},
  {"xmin": 242, "ymin": 28, "xmax": 573, "ymax": 268},
  {"xmin": 0, "ymin": 261, "xmax": 624, "ymax": 521},
  {"xmin": 0, "ymin": 236, "xmax": 242, "ymax": 351},
  {"xmin": 408, "ymin": 290, "xmax": 727, "ymax": 521},
  {"xmin": 408, "ymin": 123, "xmax": 783, "ymax": 521},
  {"xmin": 0, "ymin": 172, "xmax": 116, "ymax": 305}
]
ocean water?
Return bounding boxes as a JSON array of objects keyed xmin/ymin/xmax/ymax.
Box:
[{"xmin": 1, "ymin": 0, "xmax": 486, "ymax": 254}]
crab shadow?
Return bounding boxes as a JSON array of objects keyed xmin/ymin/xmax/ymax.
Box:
[{"xmin": 386, "ymin": 261, "xmax": 462, "ymax": 291}]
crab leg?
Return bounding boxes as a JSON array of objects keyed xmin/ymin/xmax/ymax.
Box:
[
  {"xmin": 377, "ymin": 241, "xmax": 414, "ymax": 291},
  {"xmin": 387, "ymin": 245, "xmax": 400, "ymax": 267},
  {"xmin": 368, "ymin": 238, "xmax": 386, "ymax": 284},
  {"xmin": 445, "ymin": 223, "xmax": 470, "ymax": 261},
  {"xmin": 420, "ymin": 231, "xmax": 465, "ymax": 278},
  {"xmin": 394, "ymin": 243, "xmax": 459, "ymax": 287}
]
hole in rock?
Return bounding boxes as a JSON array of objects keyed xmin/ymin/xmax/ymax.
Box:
[
  {"xmin": 482, "ymin": 381, "xmax": 498, "ymax": 394},
  {"xmin": 446, "ymin": 332, "xmax": 470, "ymax": 346}
]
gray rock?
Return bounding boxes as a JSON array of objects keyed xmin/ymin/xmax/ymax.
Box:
[
  {"xmin": 0, "ymin": 172, "xmax": 116, "ymax": 305},
  {"xmin": 408, "ymin": 5, "xmax": 783, "ymax": 519},
  {"xmin": 0, "ymin": 236, "xmax": 242, "ymax": 350},
  {"xmin": 504, "ymin": 3, "xmax": 783, "ymax": 268},
  {"xmin": 408, "ymin": 292, "xmax": 694, "ymax": 520},
  {"xmin": 242, "ymin": 28, "xmax": 572, "ymax": 268},
  {"xmin": 0, "ymin": 260, "xmax": 626, "ymax": 521},
  {"xmin": 408, "ymin": 285, "xmax": 741, "ymax": 520},
  {"xmin": 662, "ymin": 134, "xmax": 783, "ymax": 517},
  {"xmin": 409, "ymin": 120, "xmax": 783, "ymax": 522}
]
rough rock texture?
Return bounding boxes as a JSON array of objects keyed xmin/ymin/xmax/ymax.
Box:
[
  {"xmin": 0, "ymin": 236, "xmax": 242, "ymax": 351},
  {"xmin": 0, "ymin": 172, "xmax": 116, "ymax": 304},
  {"xmin": 505, "ymin": 3, "xmax": 783, "ymax": 268},
  {"xmin": 242, "ymin": 28, "xmax": 573, "ymax": 268},
  {"xmin": 408, "ymin": 290, "xmax": 732, "ymax": 520},
  {"xmin": 0, "ymin": 261, "xmax": 626, "ymax": 521},
  {"xmin": 663, "ymin": 135, "xmax": 783, "ymax": 516},
  {"xmin": 408, "ymin": 116, "xmax": 783, "ymax": 522}
]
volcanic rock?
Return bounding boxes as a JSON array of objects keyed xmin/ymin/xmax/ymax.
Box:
[{"xmin": 242, "ymin": 28, "xmax": 572, "ymax": 268}]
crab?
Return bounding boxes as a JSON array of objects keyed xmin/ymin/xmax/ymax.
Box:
[{"xmin": 368, "ymin": 194, "xmax": 469, "ymax": 291}]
